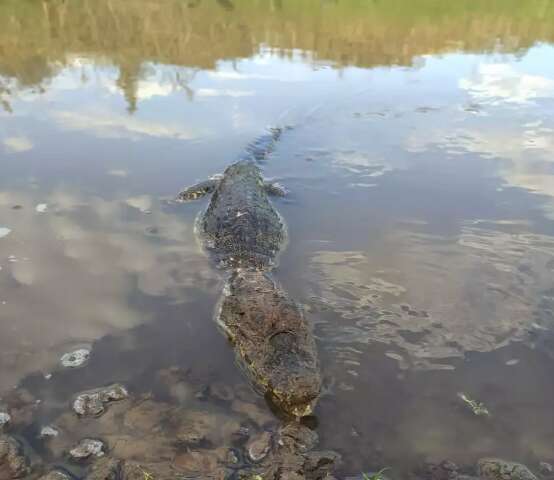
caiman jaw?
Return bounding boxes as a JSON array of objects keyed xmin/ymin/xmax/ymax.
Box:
[{"xmin": 269, "ymin": 388, "xmax": 318, "ymax": 418}]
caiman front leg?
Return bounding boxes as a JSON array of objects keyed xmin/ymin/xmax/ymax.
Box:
[
  {"xmin": 177, "ymin": 176, "xmax": 221, "ymax": 202},
  {"xmin": 264, "ymin": 181, "xmax": 288, "ymax": 197}
]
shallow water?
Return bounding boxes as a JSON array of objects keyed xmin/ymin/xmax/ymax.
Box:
[{"xmin": 1, "ymin": 0, "xmax": 554, "ymax": 477}]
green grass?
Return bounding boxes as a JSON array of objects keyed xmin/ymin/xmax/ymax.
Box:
[{"xmin": 363, "ymin": 468, "xmax": 390, "ymax": 480}]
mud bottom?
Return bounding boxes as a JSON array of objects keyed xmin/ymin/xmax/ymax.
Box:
[{"xmin": 0, "ymin": 363, "xmax": 341, "ymax": 480}]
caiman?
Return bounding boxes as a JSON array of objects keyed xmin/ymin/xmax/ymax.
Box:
[{"xmin": 177, "ymin": 128, "xmax": 321, "ymax": 417}]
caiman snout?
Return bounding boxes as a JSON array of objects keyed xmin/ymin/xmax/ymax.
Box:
[
  {"xmin": 218, "ymin": 270, "xmax": 321, "ymax": 417},
  {"xmin": 265, "ymin": 331, "xmax": 320, "ymax": 416}
]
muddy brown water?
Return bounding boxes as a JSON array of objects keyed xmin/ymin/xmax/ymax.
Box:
[{"xmin": 1, "ymin": 0, "xmax": 554, "ymax": 477}]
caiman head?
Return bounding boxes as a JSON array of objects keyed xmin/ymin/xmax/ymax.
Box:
[
  {"xmin": 263, "ymin": 330, "xmax": 322, "ymax": 417},
  {"xmin": 217, "ymin": 269, "xmax": 322, "ymax": 418}
]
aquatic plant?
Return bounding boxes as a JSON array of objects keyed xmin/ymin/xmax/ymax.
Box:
[
  {"xmin": 363, "ymin": 468, "xmax": 390, "ymax": 480},
  {"xmin": 458, "ymin": 392, "xmax": 490, "ymax": 417},
  {"xmin": 140, "ymin": 468, "xmax": 154, "ymax": 480}
]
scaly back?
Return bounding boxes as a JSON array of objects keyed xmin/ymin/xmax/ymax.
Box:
[{"xmin": 202, "ymin": 161, "xmax": 284, "ymax": 270}]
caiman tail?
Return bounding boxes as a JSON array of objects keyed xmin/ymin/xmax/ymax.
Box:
[{"xmin": 218, "ymin": 269, "xmax": 321, "ymax": 417}]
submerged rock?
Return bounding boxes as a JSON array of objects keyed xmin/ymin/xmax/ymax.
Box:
[
  {"xmin": 0, "ymin": 390, "xmax": 36, "ymax": 429},
  {"xmin": 73, "ymin": 385, "xmax": 128, "ymax": 417},
  {"xmin": 61, "ymin": 349, "xmax": 90, "ymax": 368},
  {"xmin": 539, "ymin": 462, "xmax": 553, "ymax": 475},
  {"xmin": 122, "ymin": 399, "xmax": 170, "ymax": 432},
  {"xmin": 105, "ymin": 433, "xmax": 175, "ymax": 463},
  {"xmin": 303, "ymin": 450, "xmax": 342, "ymax": 476},
  {"xmin": 69, "ymin": 439, "xmax": 105, "ymax": 460},
  {"xmin": 0, "ymin": 434, "xmax": 31, "ymax": 479},
  {"xmin": 238, "ymin": 422, "xmax": 340, "ymax": 480},
  {"xmin": 38, "ymin": 470, "xmax": 73, "ymax": 480},
  {"xmin": 39, "ymin": 426, "xmax": 60, "ymax": 438},
  {"xmin": 231, "ymin": 400, "xmax": 275, "ymax": 428},
  {"xmin": 155, "ymin": 367, "xmax": 192, "ymax": 404},
  {"xmin": 209, "ymin": 383, "xmax": 235, "ymax": 402},
  {"xmin": 86, "ymin": 457, "xmax": 121, "ymax": 480},
  {"xmin": 173, "ymin": 448, "xmax": 229, "ymax": 478},
  {"xmin": 478, "ymin": 458, "xmax": 537, "ymax": 480},
  {"xmin": 278, "ymin": 422, "xmax": 319, "ymax": 453},
  {"xmin": 0, "ymin": 414, "xmax": 10, "ymax": 430},
  {"xmin": 246, "ymin": 431, "xmax": 272, "ymax": 462},
  {"xmin": 421, "ymin": 460, "xmax": 459, "ymax": 480},
  {"xmin": 174, "ymin": 409, "xmax": 241, "ymax": 447}
]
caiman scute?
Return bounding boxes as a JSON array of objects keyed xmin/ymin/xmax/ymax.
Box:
[{"xmin": 178, "ymin": 130, "xmax": 321, "ymax": 417}]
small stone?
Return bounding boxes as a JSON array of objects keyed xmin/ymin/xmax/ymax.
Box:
[
  {"xmin": 539, "ymin": 462, "xmax": 553, "ymax": 475},
  {"xmin": 69, "ymin": 439, "xmax": 105, "ymax": 460},
  {"xmin": 303, "ymin": 450, "xmax": 342, "ymax": 476},
  {"xmin": 168, "ymin": 382, "xmax": 191, "ymax": 403},
  {"xmin": 106, "ymin": 433, "xmax": 174, "ymax": 462},
  {"xmin": 123, "ymin": 399, "xmax": 170, "ymax": 431},
  {"xmin": 156, "ymin": 367, "xmax": 192, "ymax": 403},
  {"xmin": 172, "ymin": 449, "xmax": 228, "ymax": 477},
  {"xmin": 174, "ymin": 409, "xmax": 219, "ymax": 445},
  {"xmin": 231, "ymin": 400, "xmax": 275, "ymax": 428},
  {"xmin": 61, "ymin": 349, "xmax": 90, "ymax": 368},
  {"xmin": 173, "ymin": 409, "xmax": 241, "ymax": 447},
  {"xmin": 210, "ymin": 383, "xmax": 235, "ymax": 402},
  {"xmin": 0, "ymin": 434, "xmax": 31, "ymax": 479},
  {"xmin": 0, "ymin": 390, "xmax": 36, "ymax": 429},
  {"xmin": 478, "ymin": 458, "xmax": 538, "ymax": 480},
  {"xmin": 73, "ymin": 384, "xmax": 128, "ymax": 417},
  {"xmin": 246, "ymin": 431, "xmax": 272, "ymax": 462},
  {"xmin": 40, "ymin": 426, "xmax": 59, "ymax": 438},
  {"xmin": 422, "ymin": 460, "xmax": 459, "ymax": 480},
  {"xmin": 0, "ymin": 413, "xmax": 10, "ymax": 429},
  {"xmin": 0, "ymin": 228, "xmax": 11, "ymax": 239},
  {"xmin": 278, "ymin": 423, "xmax": 318, "ymax": 453},
  {"xmin": 440, "ymin": 461, "xmax": 458, "ymax": 472},
  {"xmin": 11, "ymin": 206, "xmax": 22, "ymax": 210},
  {"xmin": 38, "ymin": 470, "xmax": 73, "ymax": 480},
  {"xmin": 85, "ymin": 457, "xmax": 122, "ymax": 480},
  {"xmin": 35, "ymin": 204, "xmax": 48, "ymax": 213},
  {"xmin": 226, "ymin": 448, "xmax": 241, "ymax": 465},
  {"xmin": 195, "ymin": 386, "xmax": 209, "ymax": 401},
  {"xmin": 74, "ymin": 396, "xmax": 103, "ymax": 417}
]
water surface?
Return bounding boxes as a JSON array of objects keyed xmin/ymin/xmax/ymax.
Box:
[{"xmin": 2, "ymin": 0, "xmax": 554, "ymax": 476}]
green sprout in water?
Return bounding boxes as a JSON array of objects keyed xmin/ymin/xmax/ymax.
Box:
[
  {"xmin": 458, "ymin": 392, "xmax": 490, "ymax": 417},
  {"xmin": 363, "ymin": 468, "xmax": 389, "ymax": 480},
  {"xmin": 140, "ymin": 468, "xmax": 154, "ymax": 480}
]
